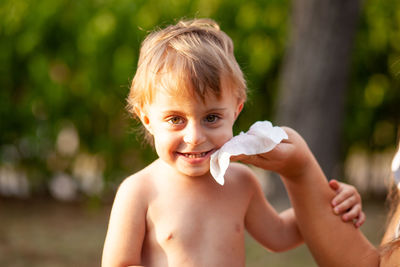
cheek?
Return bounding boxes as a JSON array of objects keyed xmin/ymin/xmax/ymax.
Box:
[
  {"xmin": 153, "ymin": 131, "xmax": 180, "ymax": 152},
  {"xmin": 212, "ymin": 125, "xmax": 234, "ymax": 144}
]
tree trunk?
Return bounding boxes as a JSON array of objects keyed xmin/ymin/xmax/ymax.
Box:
[{"xmin": 276, "ymin": 0, "xmax": 361, "ymax": 177}]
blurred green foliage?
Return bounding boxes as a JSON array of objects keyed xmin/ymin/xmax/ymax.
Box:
[
  {"xmin": 0, "ymin": 0, "xmax": 399, "ymax": 196},
  {"xmin": 345, "ymin": 0, "xmax": 400, "ymax": 152}
]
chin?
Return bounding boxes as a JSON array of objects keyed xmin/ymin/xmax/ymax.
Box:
[{"xmin": 179, "ymin": 166, "xmax": 210, "ymax": 178}]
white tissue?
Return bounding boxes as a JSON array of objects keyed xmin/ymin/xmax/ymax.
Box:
[{"xmin": 210, "ymin": 121, "xmax": 288, "ymax": 185}]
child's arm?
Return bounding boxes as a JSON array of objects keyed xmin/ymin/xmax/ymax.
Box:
[
  {"xmin": 102, "ymin": 175, "xmax": 147, "ymax": 267},
  {"xmin": 329, "ymin": 179, "xmax": 366, "ymax": 228},
  {"xmin": 233, "ymin": 127, "xmax": 379, "ymax": 267},
  {"xmin": 243, "ymin": 168, "xmax": 303, "ymax": 252},
  {"xmin": 244, "ymin": 174, "xmax": 365, "ymax": 252}
]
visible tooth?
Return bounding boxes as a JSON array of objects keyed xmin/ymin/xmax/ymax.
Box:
[{"xmin": 184, "ymin": 152, "xmax": 206, "ymax": 158}]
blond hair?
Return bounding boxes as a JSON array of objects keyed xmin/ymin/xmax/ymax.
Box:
[
  {"xmin": 127, "ymin": 18, "xmax": 247, "ymax": 116},
  {"xmin": 381, "ymin": 139, "xmax": 400, "ymax": 258}
]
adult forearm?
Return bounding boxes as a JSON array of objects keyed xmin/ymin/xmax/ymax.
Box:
[{"xmin": 281, "ymin": 156, "xmax": 379, "ymax": 267}]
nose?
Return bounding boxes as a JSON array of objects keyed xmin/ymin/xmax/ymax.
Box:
[{"xmin": 183, "ymin": 122, "xmax": 206, "ymax": 145}]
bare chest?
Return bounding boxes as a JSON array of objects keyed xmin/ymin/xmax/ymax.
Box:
[{"xmin": 142, "ymin": 186, "xmax": 249, "ymax": 266}]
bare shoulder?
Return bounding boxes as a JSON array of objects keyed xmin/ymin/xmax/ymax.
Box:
[
  {"xmin": 381, "ymin": 246, "xmax": 400, "ymax": 267},
  {"xmin": 119, "ymin": 167, "xmax": 152, "ymax": 193},
  {"xmin": 225, "ymin": 162, "xmax": 260, "ymax": 191},
  {"xmin": 102, "ymin": 163, "xmax": 159, "ymax": 266},
  {"xmin": 114, "ymin": 161, "xmax": 159, "ymax": 207}
]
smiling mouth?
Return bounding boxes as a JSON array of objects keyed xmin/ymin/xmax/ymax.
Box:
[{"xmin": 178, "ymin": 151, "xmax": 211, "ymax": 158}]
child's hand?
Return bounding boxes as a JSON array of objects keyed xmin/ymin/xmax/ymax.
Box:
[{"xmin": 329, "ymin": 179, "xmax": 365, "ymax": 228}]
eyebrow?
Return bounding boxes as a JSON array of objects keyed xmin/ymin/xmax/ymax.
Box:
[
  {"xmin": 206, "ymin": 108, "xmax": 228, "ymax": 113},
  {"xmin": 159, "ymin": 107, "xmax": 228, "ymax": 115}
]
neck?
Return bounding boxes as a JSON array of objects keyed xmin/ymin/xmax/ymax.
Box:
[{"xmin": 156, "ymin": 158, "xmax": 216, "ymax": 186}]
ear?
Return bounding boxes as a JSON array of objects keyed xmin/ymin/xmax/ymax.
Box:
[
  {"xmin": 135, "ymin": 106, "xmax": 153, "ymax": 135},
  {"xmin": 234, "ymin": 101, "xmax": 244, "ymax": 120}
]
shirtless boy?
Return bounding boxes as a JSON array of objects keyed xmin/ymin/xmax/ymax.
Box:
[{"xmin": 102, "ymin": 18, "xmax": 364, "ymax": 267}]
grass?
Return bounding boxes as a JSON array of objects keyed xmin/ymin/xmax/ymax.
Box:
[{"xmin": 0, "ymin": 197, "xmax": 387, "ymax": 266}]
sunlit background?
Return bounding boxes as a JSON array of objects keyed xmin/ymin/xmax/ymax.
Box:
[{"xmin": 1, "ymin": 0, "xmax": 399, "ymax": 266}]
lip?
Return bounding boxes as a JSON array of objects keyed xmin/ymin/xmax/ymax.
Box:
[{"xmin": 176, "ymin": 149, "xmax": 214, "ymax": 163}]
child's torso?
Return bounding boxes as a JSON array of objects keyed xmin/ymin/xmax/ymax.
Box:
[{"xmin": 141, "ymin": 164, "xmax": 252, "ymax": 267}]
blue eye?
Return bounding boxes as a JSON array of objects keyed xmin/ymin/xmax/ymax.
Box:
[
  {"xmin": 204, "ymin": 114, "xmax": 219, "ymax": 123},
  {"xmin": 168, "ymin": 116, "xmax": 184, "ymax": 125}
]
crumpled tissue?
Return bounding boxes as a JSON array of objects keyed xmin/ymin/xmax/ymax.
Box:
[{"xmin": 210, "ymin": 121, "xmax": 288, "ymax": 185}]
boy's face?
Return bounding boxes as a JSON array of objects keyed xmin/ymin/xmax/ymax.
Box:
[{"xmin": 139, "ymin": 87, "xmax": 243, "ymax": 178}]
